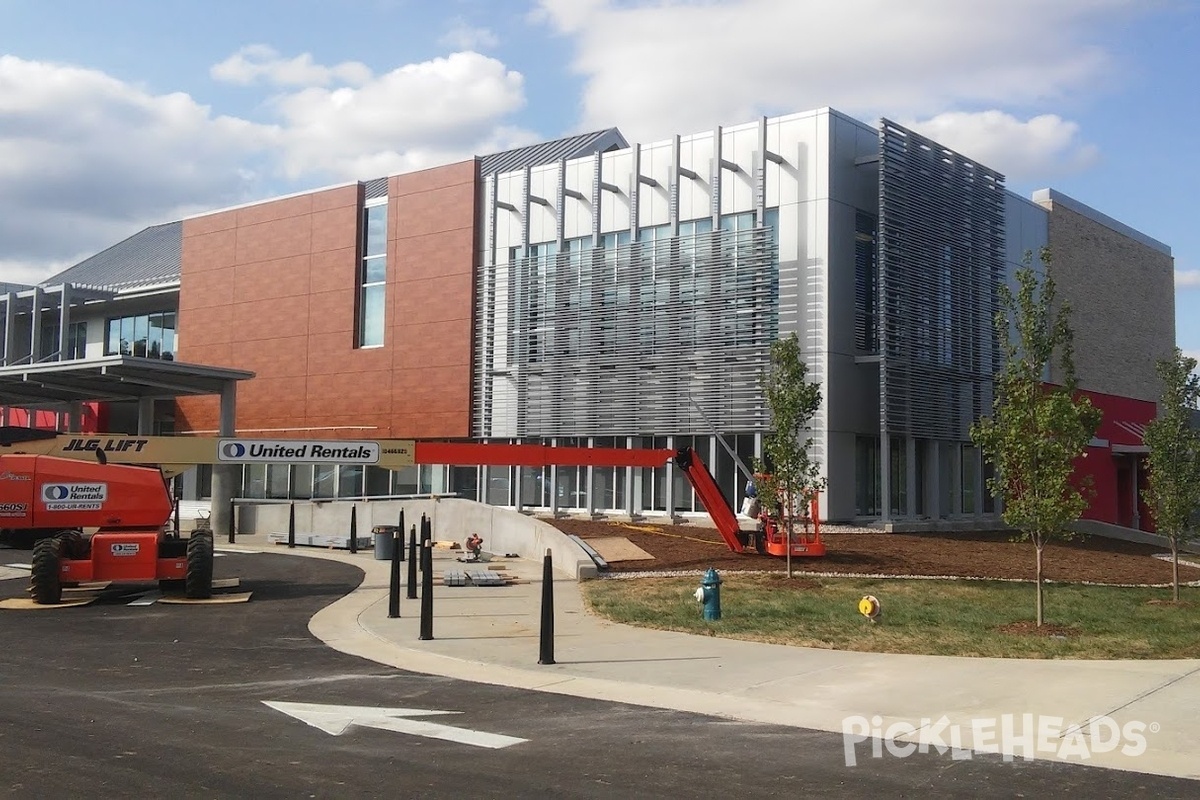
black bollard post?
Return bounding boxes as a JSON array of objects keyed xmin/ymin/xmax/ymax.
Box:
[
  {"xmin": 287, "ymin": 502, "xmax": 296, "ymax": 549},
  {"xmin": 397, "ymin": 509, "xmax": 405, "ymax": 562},
  {"xmin": 419, "ymin": 519, "xmax": 434, "ymax": 641},
  {"xmin": 388, "ymin": 509, "xmax": 403, "ymax": 619},
  {"xmin": 406, "ymin": 525, "xmax": 418, "ymax": 600},
  {"xmin": 228, "ymin": 498, "xmax": 236, "ymax": 544},
  {"xmin": 538, "ymin": 548, "xmax": 556, "ymax": 665},
  {"xmin": 348, "ymin": 504, "xmax": 358, "ymax": 554}
]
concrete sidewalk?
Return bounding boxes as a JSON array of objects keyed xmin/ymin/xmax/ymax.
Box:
[{"xmin": 228, "ymin": 539, "xmax": 1200, "ymax": 781}]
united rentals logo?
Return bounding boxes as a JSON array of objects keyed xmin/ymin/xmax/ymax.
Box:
[
  {"xmin": 217, "ymin": 439, "xmax": 380, "ymax": 464},
  {"xmin": 41, "ymin": 482, "xmax": 108, "ymax": 511},
  {"xmin": 110, "ymin": 543, "xmax": 140, "ymax": 557}
]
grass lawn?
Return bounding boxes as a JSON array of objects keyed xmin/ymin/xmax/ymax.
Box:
[{"xmin": 581, "ymin": 574, "xmax": 1200, "ymax": 659}]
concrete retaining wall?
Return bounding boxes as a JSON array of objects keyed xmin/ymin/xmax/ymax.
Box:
[{"xmin": 235, "ymin": 498, "xmax": 597, "ymax": 579}]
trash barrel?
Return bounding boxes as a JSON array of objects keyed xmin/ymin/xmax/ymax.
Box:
[{"xmin": 372, "ymin": 525, "xmax": 399, "ymax": 560}]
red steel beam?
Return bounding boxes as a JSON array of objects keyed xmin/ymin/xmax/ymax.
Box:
[{"xmin": 413, "ymin": 441, "xmax": 676, "ymax": 469}]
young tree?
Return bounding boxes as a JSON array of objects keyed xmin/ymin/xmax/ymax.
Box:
[
  {"xmin": 971, "ymin": 249, "xmax": 1101, "ymax": 626},
  {"xmin": 1142, "ymin": 348, "xmax": 1200, "ymax": 603},
  {"xmin": 756, "ymin": 332, "xmax": 825, "ymax": 577}
]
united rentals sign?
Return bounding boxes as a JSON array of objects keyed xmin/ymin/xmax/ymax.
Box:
[
  {"xmin": 217, "ymin": 439, "xmax": 380, "ymax": 464},
  {"xmin": 2, "ymin": 435, "xmax": 415, "ymax": 469}
]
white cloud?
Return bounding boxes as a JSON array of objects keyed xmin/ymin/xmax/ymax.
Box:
[
  {"xmin": 270, "ymin": 51, "xmax": 532, "ymax": 178},
  {"xmin": 1176, "ymin": 269, "xmax": 1200, "ymax": 288},
  {"xmin": 904, "ymin": 111, "xmax": 1099, "ymax": 181},
  {"xmin": 211, "ymin": 44, "xmax": 371, "ymax": 87},
  {"xmin": 0, "ymin": 49, "xmax": 534, "ymax": 281},
  {"xmin": 0, "ymin": 258, "xmax": 80, "ymax": 287},
  {"xmin": 0, "ymin": 55, "xmax": 274, "ymax": 281},
  {"xmin": 439, "ymin": 18, "xmax": 500, "ymax": 51},
  {"xmin": 533, "ymin": 0, "xmax": 1146, "ymax": 143}
]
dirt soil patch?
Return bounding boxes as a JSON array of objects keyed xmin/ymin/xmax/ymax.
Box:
[
  {"xmin": 544, "ymin": 517, "xmax": 1200, "ymax": 586},
  {"xmin": 996, "ymin": 621, "xmax": 1083, "ymax": 638}
]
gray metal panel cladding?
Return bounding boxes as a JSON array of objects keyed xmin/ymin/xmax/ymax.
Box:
[
  {"xmin": 877, "ymin": 119, "xmax": 1006, "ymax": 441},
  {"xmin": 472, "ymin": 226, "xmax": 779, "ymax": 438},
  {"xmin": 478, "ymin": 129, "xmax": 626, "ymax": 175},
  {"xmin": 41, "ymin": 221, "xmax": 182, "ymax": 290}
]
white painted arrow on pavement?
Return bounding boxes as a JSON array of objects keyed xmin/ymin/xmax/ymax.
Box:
[{"xmin": 263, "ymin": 701, "xmax": 527, "ymax": 749}]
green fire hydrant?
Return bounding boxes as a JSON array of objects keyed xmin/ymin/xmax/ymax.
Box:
[{"xmin": 694, "ymin": 567, "xmax": 722, "ymax": 621}]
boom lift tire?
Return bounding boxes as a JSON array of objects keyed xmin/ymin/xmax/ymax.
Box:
[
  {"xmin": 30, "ymin": 537, "xmax": 63, "ymax": 605},
  {"xmin": 185, "ymin": 532, "xmax": 214, "ymax": 599},
  {"xmin": 54, "ymin": 529, "xmax": 87, "ymax": 560}
]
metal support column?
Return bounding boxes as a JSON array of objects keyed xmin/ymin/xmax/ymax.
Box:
[
  {"xmin": 905, "ymin": 436, "xmax": 917, "ymax": 520},
  {"xmin": 925, "ymin": 441, "xmax": 941, "ymax": 519},
  {"xmin": 57, "ymin": 284, "xmax": 71, "ymax": 361},
  {"xmin": 30, "ymin": 287, "xmax": 43, "ymax": 363},
  {"xmin": 626, "ymin": 436, "xmax": 639, "ymax": 520},
  {"xmin": 1131, "ymin": 456, "xmax": 1141, "ymax": 530},
  {"xmin": 1, "ymin": 292, "xmax": 14, "ymax": 365},
  {"xmin": 136, "ymin": 396, "xmax": 155, "ymax": 435},
  {"xmin": 950, "ymin": 444, "xmax": 963, "ymax": 517},
  {"xmin": 880, "ymin": 431, "xmax": 891, "ymax": 523},
  {"xmin": 67, "ymin": 401, "xmax": 83, "ymax": 433},
  {"xmin": 210, "ymin": 380, "xmax": 238, "ymax": 540},
  {"xmin": 973, "ymin": 446, "xmax": 985, "ymax": 520}
]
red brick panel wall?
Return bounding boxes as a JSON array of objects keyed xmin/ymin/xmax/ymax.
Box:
[{"xmin": 176, "ymin": 160, "xmax": 478, "ymax": 439}]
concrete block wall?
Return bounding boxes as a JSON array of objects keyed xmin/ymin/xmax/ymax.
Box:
[
  {"xmin": 236, "ymin": 498, "xmax": 597, "ymax": 580},
  {"xmin": 1037, "ymin": 194, "xmax": 1174, "ymax": 403}
]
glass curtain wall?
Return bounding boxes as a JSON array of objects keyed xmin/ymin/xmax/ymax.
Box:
[{"xmin": 223, "ymin": 435, "xmax": 758, "ymax": 518}]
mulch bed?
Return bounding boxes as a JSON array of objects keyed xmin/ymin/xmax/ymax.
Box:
[{"xmin": 545, "ymin": 517, "xmax": 1200, "ymax": 586}]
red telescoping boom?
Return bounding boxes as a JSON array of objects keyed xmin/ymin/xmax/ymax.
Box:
[{"xmin": 411, "ymin": 441, "xmax": 824, "ymax": 558}]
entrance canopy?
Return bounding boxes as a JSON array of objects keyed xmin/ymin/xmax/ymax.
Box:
[{"xmin": 0, "ymin": 355, "xmax": 254, "ymax": 409}]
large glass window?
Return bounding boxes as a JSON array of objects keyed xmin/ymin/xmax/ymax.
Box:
[
  {"xmin": 338, "ymin": 465, "xmax": 364, "ymax": 498},
  {"xmin": 242, "ymin": 464, "xmax": 267, "ymax": 499},
  {"xmin": 358, "ymin": 201, "xmax": 387, "ymax": 347},
  {"xmin": 485, "ymin": 466, "xmax": 511, "ymax": 506},
  {"xmin": 266, "ymin": 464, "xmax": 290, "ymax": 499},
  {"xmin": 365, "ymin": 466, "xmax": 392, "ymax": 497},
  {"xmin": 854, "ymin": 212, "xmax": 878, "ymax": 352},
  {"xmin": 66, "ymin": 321, "xmax": 87, "ymax": 359},
  {"xmin": 961, "ymin": 445, "xmax": 979, "ymax": 515},
  {"xmin": 392, "ymin": 466, "xmax": 419, "ymax": 495},
  {"xmin": 855, "ymin": 436, "xmax": 881, "ymax": 517},
  {"xmin": 313, "ymin": 465, "xmax": 337, "ymax": 499},
  {"xmin": 105, "ymin": 312, "xmax": 176, "ymax": 360},
  {"xmin": 292, "ymin": 464, "xmax": 314, "ymax": 500},
  {"xmin": 450, "ymin": 466, "xmax": 479, "ymax": 500}
]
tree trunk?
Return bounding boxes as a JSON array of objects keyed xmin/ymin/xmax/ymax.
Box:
[
  {"xmin": 1172, "ymin": 540, "xmax": 1180, "ymax": 604},
  {"xmin": 1035, "ymin": 541, "xmax": 1044, "ymax": 627},
  {"xmin": 786, "ymin": 517, "xmax": 793, "ymax": 579}
]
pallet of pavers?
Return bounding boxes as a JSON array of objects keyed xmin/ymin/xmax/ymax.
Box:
[{"xmin": 441, "ymin": 569, "xmax": 516, "ymax": 587}]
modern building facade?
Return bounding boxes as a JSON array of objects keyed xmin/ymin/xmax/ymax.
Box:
[{"xmin": 0, "ymin": 108, "xmax": 1175, "ymax": 529}]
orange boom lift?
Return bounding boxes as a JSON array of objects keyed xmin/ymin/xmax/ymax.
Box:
[{"xmin": 0, "ymin": 443, "xmax": 211, "ymax": 604}]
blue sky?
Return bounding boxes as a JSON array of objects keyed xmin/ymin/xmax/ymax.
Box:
[{"xmin": 1, "ymin": 0, "xmax": 1197, "ymax": 359}]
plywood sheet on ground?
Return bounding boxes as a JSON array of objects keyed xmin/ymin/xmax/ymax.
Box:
[
  {"xmin": 586, "ymin": 537, "xmax": 655, "ymax": 562},
  {"xmin": 159, "ymin": 591, "xmax": 252, "ymax": 605},
  {"xmin": 0, "ymin": 597, "xmax": 96, "ymax": 610}
]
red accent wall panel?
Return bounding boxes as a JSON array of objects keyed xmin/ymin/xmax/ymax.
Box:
[
  {"xmin": 1069, "ymin": 387, "xmax": 1157, "ymax": 531},
  {"xmin": 175, "ymin": 160, "xmax": 479, "ymax": 439}
]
